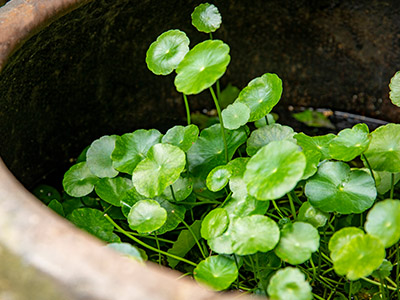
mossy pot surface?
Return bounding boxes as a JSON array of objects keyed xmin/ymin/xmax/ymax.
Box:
[{"xmin": 0, "ymin": 0, "xmax": 399, "ymax": 299}]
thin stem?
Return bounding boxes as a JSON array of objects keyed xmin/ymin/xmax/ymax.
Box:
[
  {"xmin": 287, "ymin": 191, "xmax": 297, "ymax": 220},
  {"xmin": 361, "ymin": 277, "xmax": 397, "ymax": 291},
  {"xmin": 219, "ymin": 191, "xmax": 232, "ymax": 208},
  {"xmin": 362, "ymin": 154, "xmax": 376, "ymax": 185},
  {"xmin": 271, "ymin": 200, "xmax": 285, "ymax": 218},
  {"xmin": 170, "ymin": 185, "xmax": 177, "ymax": 202},
  {"xmin": 309, "ymin": 256, "xmax": 317, "ymax": 283},
  {"xmin": 104, "ymin": 214, "xmax": 198, "ymax": 267},
  {"xmin": 313, "ymin": 294, "xmax": 325, "ymax": 300},
  {"xmin": 183, "ymin": 94, "xmax": 191, "ymax": 125},
  {"xmin": 115, "ymin": 229, "xmax": 174, "ymax": 244},
  {"xmin": 348, "ymin": 280, "xmax": 352, "ymax": 300},
  {"xmin": 209, "ymin": 32, "xmax": 213, "ymax": 40},
  {"xmin": 391, "ymin": 173, "xmax": 395, "ymax": 199},
  {"xmin": 216, "ymin": 80, "xmax": 221, "ymax": 100},
  {"xmin": 209, "ymin": 86, "xmax": 228, "ymax": 163}
]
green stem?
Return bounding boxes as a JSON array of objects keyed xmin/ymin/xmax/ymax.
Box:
[
  {"xmin": 391, "ymin": 173, "xmax": 395, "ymax": 199},
  {"xmin": 209, "ymin": 86, "xmax": 228, "ymax": 163},
  {"xmin": 361, "ymin": 277, "xmax": 397, "ymax": 291},
  {"xmin": 219, "ymin": 191, "xmax": 232, "ymax": 208},
  {"xmin": 271, "ymin": 200, "xmax": 285, "ymax": 218},
  {"xmin": 104, "ymin": 214, "xmax": 197, "ymax": 267},
  {"xmin": 170, "ymin": 185, "xmax": 177, "ymax": 202},
  {"xmin": 116, "ymin": 229, "xmax": 175, "ymax": 244},
  {"xmin": 216, "ymin": 80, "xmax": 221, "ymax": 100},
  {"xmin": 313, "ymin": 294, "xmax": 325, "ymax": 300},
  {"xmin": 309, "ymin": 256, "xmax": 317, "ymax": 284},
  {"xmin": 348, "ymin": 280, "xmax": 352, "ymax": 300},
  {"xmin": 209, "ymin": 32, "xmax": 213, "ymax": 40},
  {"xmin": 287, "ymin": 191, "xmax": 298, "ymax": 220},
  {"xmin": 183, "ymin": 94, "xmax": 191, "ymax": 125},
  {"xmin": 362, "ymin": 154, "xmax": 376, "ymax": 185}
]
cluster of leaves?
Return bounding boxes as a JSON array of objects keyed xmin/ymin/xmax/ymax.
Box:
[{"xmin": 34, "ymin": 3, "xmax": 400, "ymax": 300}]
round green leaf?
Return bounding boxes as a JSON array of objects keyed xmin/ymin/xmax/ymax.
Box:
[
  {"xmin": 120, "ymin": 186, "xmax": 148, "ymax": 217},
  {"xmin": 94, "ymin": 177, "xmax": 132, "ymax": 207},
  {"xmin": 174, "ymin": 40, "xmax": 230, "ymax": 95},
  {"xmin": 127, "ymin": 199, "xmax": 167, "ymax": 233},
  {"xmin": 275, "ymin": 222, "xmax": 320, "ymax": 265},
  {"xmin": 206, "ymin": 165, "xmax": 232, "ymax": 192},
  {"xmin": 107, "ymin": 242, "xmax": 144, "ymax": 262},
  {"xmin": 161, "ymin": 124, "xmax": 199, "ymax": 152},
  {"xmin": 194, "ymin": 255, "xmax": 238, "ymax": 291},
  {"xmin": 295, "ymin": 132, "xmax": 335, "ymax": 161},
  {"xmin": 132, "ymin": 143, "xmax": 186, "ymax": 198},
  {"xmin": 267, "ymin": 267, "xmax": 312, "ymax": 300},
  {"xmin": 223, "ymin": 196, "xmax": 269, "ymax": 219},
  {"xmin": 365, "ymin": 199, "xmax": 400, "ymax": 247},
  {"xmin": 162, "ymin": 176, "xmax": 193, "ymax": 201},
  {"xmin": 363, "ymin": 123, "xmax": 400, "ymax": 172},
  {"xmin": 329, "ymin": 123, "xmax": 371, "ymax": 161},
  {"xmin": 305, "ymin": 161, "xmax": 376, "ymax": 214},
  {"xmin": 201, "ymin": 208, "xmax": 229, "ymax": 240},
  {"xmin": 372, "ymin": 259, "xmax": 393, "ymax": 279},
  {"xmin": 298, "ymin": 201, "xmax": 329, "ymax": 228},
  {"xmin": 112, "ymin": 129, "xmax": 162, "ymax": 174},
  {"xmin": 191, "ymin": 3, "xmax": 222, "ymax": 33},
  {"xmin": 332, "ymin": 234, "xmax": 385, "ymax": 280},
  {"xmin": 244, "ymin": 140, "xmax": 306, "ymax": 200},
  {"xmin": 67, "ymin": 208, "xmax": 120, "ymax": 243},
  {"xmin": 294, "ymin": 133, "xmax": 322, "ymax": 180},
  {"xmin": 231, "ymin": 215, "xmax": 280, "ymax": 255},
  {"xmin": 187, "ymin": 124, "xmax": 247, "ymax": 178},
  {"xmin": 207, "ymin": 227, "xmax": 234, "ymax": 255},
  {"xmin": 63, "ymin": 162, "xmax": 99, "ymax": 197},
  {"xmin": 328, "ymin": 227, "xmax": 365, "ymax": 261},
  {"xmin": 221, "ymin": 102, "xmax": 250, "ymax": 130},
  {"xmin": 237, "ymin": 73, "xmax": 283, "ymax": 122},
  {"xmin": 389, "ymin": 71, "xmax": 400, "ymax": 107},
  {"xmin": 246, "ymin": 123, "xmax": 296, "ymax": 156},
  {"xmin": 86, "ymin": 135, "xmax": 118, "ymax": 178},
  {"xmin": 146, "ymin": 29, "xmax": 190, "ymax": 75}
]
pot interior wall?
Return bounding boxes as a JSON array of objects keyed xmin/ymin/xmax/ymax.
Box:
[{"xmin": 1, "ymin": 0, "xmax": 400, "ymax": 187}]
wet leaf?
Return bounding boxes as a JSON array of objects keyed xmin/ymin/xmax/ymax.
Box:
[
  {"xmin": 86, "ymin": 135, "xmax": 118, "ymax": 178},
  {"xmin": 127, "ymin": 199, "xmax": 167, "ymax": 233}
]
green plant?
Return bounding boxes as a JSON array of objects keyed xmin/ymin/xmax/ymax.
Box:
[{"xmin": 36, "ymin": 3, "xmax": 400, "ymax": 299}]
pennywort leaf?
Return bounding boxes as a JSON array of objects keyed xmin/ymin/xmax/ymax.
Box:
[
  {"xmin": 191, "ymin": 3, "xmax": 222, "ymax": 33},
  {"xmin": 63, "ymin": 162, "xmax": 99, "ymax": 197},
  {"xmin": 389, "ymin": 71, "xmax": 400, "ymax": 107},
  {"xmin": 201, "ymin": 208, "xmax": 229, "ymax": 240},
  {"xmin": 86, "ymin": 135, "xmax": 118, "ymax": 178},
  {"xmin": 161, "ymin": 124, "xmax": 199, "ymax": 152},
  {"xmin": 94, "ymin": 177, "xmax": 132, "ymax": 207},
  {"xmin": 127, "ymin": 199, "xmax": 167, "ymax": 233},
  {"xmin": 221, "ymin": 102, "xmax": 250, "ymax": 130}
]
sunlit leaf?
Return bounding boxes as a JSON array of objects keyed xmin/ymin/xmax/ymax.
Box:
[
  {"xmin": 191, "ymin": 3, "xmax": 222, "ymax": 33},
  {"xmin": 127, "ymin": 199, "xmax": 167, "ymax": 233},
  {"xmin": 328, "ymin": 227, "xmax": 365, "ymax": 261},
  {"xmin": 221, "ymin": 102, "xmax": 250, "ymax": 130},
  {"xmin": 206, "ymin": 164, "xmax": 232, "ymax": 192},
  {"xmin": 201, "ymin": 208, "xmax": 229, "ymax": 240},
  {"xmin": 161, "ymin": 124, "xmax": 199, "ymax": 152},
  {"xmin": 389, "ymin": 71, "xmax": 400, "ymax": 107},
  {"xmin": 298, "ymin": 201, "xmax": 329, "ymax": 228},
  {"xmin": 63, "ymin": 162, "xmax": 99, "ymax": 197},
  {"xmin": 86, "ymin": 135, "xmax": 118, "ymax": 178}
]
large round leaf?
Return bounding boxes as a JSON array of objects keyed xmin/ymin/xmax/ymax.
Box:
[
  {"xmin": 365, "ymin": 199, "xmax": 400, "ymax": 247},
  {"xmin": 297, "ymin": 201, "xmax": 329, "ymax": 228},
  {"xmin": 267, "ymin": 267, "xmax": 312, "ymax": 300},
  {"xmin": 201, "ymin": 208, "xmax": 229, "ymax": 240},
  {"xmin": 132, "ymin": 143, "xmax": 186, "ymax": 198},
  {"xmin": 305, "ymin": 161, "xmax": 376, "ymax": 214},
  {"xmin": 237, "ymin": 73, "xmax": 283, "ymax": 122},
  {"xmin": 328, "ymin": 227, "xmax": 364, "ymax": 261},
  {"xmin": 127, "ymin": 199, "xmax": 167, "ymax": 233},
  {"xmin": 329, "ymin": 123, "xmax": 371, "ymax": 161},
  {"xmin": 86, "ymin": 135, "xmax": 118, "ymax": 178},
  {"xmin": 187, "ymin": 124, "xmax": 247, "ymax": 178},
  {"xmin": 221, "ymin": 102, "xmax": 250, "ymax": 130},
  {"xmin": 63, "ymin": 162, "xmax": 99, "ymax": 197},
  {"xmin": 246, "ymin": 123, "xmax": 296, "ymax": 156},
  {"xmin": 146, "ymin": 29, "xmax": 190, "ymax": 75},
  {"xmin": 231, "ymin": 215, "xmax": 280, "ymax": 255},
  {"xmin": 193, "ymin": 255, "xmax": 238, "ymax": 291},
  {"xmin": 274, "ymin": 222, "xmax": 320, "ymax": 265},
  {"xmin": 175, "ymin": 40, "xmax": 230, "ymax": 95},
  {"xmin": 363, "ymin": 123, "xmax": 400, "ymax": 172},
  {"xmin": 389, "ymin": 71, "xmax": 400, "ymax": 107},
  {"xmin": 161, "ymin": 124, "xmax": 199, "ymax": 152},
  {"xmin": 112, "ymin": 129, "xmax": 162, "ymax": 174},
  {"xmin": 94, "ymin": 177, "xmax": 132, "ymax": 207},
  {"xmin": 244, "ymin": 140, "xmax": 306, "ymax": 200},
  {"xmin": 191, "ymin": 3, "xmax": 222, "ymax": 33},
  {"xmin": 332, "ymin": 234, "xmax": 385, "ymax": 280}
]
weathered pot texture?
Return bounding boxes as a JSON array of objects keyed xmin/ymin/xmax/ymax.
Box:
[{"xmin": 0, "ymin": 0, "xmax": 399, "ymax": 299}]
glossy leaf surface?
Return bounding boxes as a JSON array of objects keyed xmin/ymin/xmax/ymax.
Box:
[
  {"xmin": 63, "ymin": 162, "xmax": 99, "ymax": 197},
  {"xmin": 221, "ymin": 102, "xmax": 250, "ymax": 130},
  {"xmin": 86, "ymin": 135, "xmax": 118, "ymax": 178},
  {"xmin": 95, "ymin": 177, "xmax": 132, "ymax": 207},
  {"xmin": 298, "ymin": 201, "xmax": 329, "ymax": 228},
  {"xmin": 161, "ymin": 124, "xmax": 199, "ymax": 152},
  {"xmin": 191, "ymin": 3, "xmax": 222, "ymax": 33},
  {"xmin": 127, "ymin": 199, "xmax": 167, "ymax": 233},
  {"xmin": 201, "ymin": 208, "xmax": 229, "ymax": 240},
  {"xmin": 389, "ymin": 71, "xmax": 400, "ymax": 107},
  {"xmin": 206, "ymin": 165, "xmax": 232, "ymax": 192}
]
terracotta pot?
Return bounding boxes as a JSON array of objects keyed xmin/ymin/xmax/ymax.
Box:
[{"xmin": 0, "ymin": 0, "xmax": 399, "ymax": 299}]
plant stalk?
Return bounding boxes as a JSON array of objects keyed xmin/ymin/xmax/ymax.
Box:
[
  {"xmin": 209, "ymin": 86, "xmax": 228, "ymax": 163},
  {"xmin": 183, "ymin": 94, "xmax": 191, "ymax": 125}
]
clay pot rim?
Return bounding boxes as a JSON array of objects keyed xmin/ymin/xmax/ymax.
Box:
[{"xmin": 0, "ymin": 1, "xmax": 249, "ymax": 299}]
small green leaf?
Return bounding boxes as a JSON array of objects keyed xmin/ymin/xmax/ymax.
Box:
[
  {"xmin": 363, "ymin": 123, "xmax": 400, "ymax": 172},
  {"xmin": 237, "ymin": 73, "xmax": 283, "ymax": 122},
  {"xmin": 221, "ymin": 102, "xmax": 250, "ymax": 130},
  {"xmin": 201, "ymin": 208, "xmax": 229, "ymax": 240},
  {"xmin": 298, "ymin": 201, "xmax": 329, "ymax": 228},
  {"xmin": 175, "ymin": 40, "xmax": 230, "ymax": 95},
  {"xmin": 246, "ymin": 123, "xmax": 296, "ymax": 156},
  {"xmin": 67, "ymin": 208, "xmax": 120, "ymax": 243},
  {"xmin": 127, "ymin": 199, "xmax": 167, "ymax": 233},
  {"xmin": 365, "ymin": 199, "xmax": 400, "ymax": 247},
  {"xmin": 146, "ymin": 29, "xmax": 190, "ymax": 75},
  {"xmin": 389, "ymin": 71, "xmax": 400, "ymax": 107},
  {"xmin": 328, "ymin": 227, "xmax": 365, "ymax": 261},
  {"xmin": 267, "ymin": 267, "xmax": 313, "ymax": 300},
  {"xmin": 94, "ymin": 177, "xmax": 132, "ymax": 207},
  {"xmin": 112, "ymin": 129, "xmax": 162, "ymax": 174},
  {"xmin": 274, "ymin": 222, "xmax": 320, "ymax": 265},
  {"xmin": 132, "ymin": 143, "xmax": 186, "ymax": 198},
  {"xmin": 86, "ymin": 135, "xmax": 118, "ymax": 178},
  {"xmin": 33, "ymin": 184, "xmax": 61, "ymax": 205},
  {"xmin": 63, "ymin": 162, "xmax": 99, "ymax": 197},
  {"xmin": 48, "ymin": 199, "xmax": 65, "ymax": 217},
  {"xmin": 244, "ymin": 140, "xmax": 306, "ymax": 200},
  {"xmin": 305, "ymin": 161, "xmax": 376, "ymax": 214},
  {"xmin": 329, "ymin": 123, "xmax": 371, "ymax": 161},
  {"xmin": 191, "ymin": 3, "xmax": 222, "ymax": 33},
  {"xmin": 206, "ymin": 165, "xmax": 232, "ymax": 192},
  {"xmin": 194, "ymin": 255, "xmax": 238, "ymax": 291},
  {"xmin": 293, "ymin": 110, "xmax": 335, "ymax": 129},
  {"xmin": 162, "ymin": 176, "xmax": 193, "ymax": 201},
  {"xmin": 371, "ymin": 259, "xmax": 393, "ymax": 279},
  {"xmin": 223, "ymin": 196, "xmax": 269, "ymax": 219},
  {"xmin": 161, "ymin": 124, "xmax": 199, "ymax": 152},
  {"xmin": 231, "ymin": 215, "xmax": 280, "ymax": 255},
  {"xmin": 107, "ymin": 242, "xmax": 144, "ymax": 262}
]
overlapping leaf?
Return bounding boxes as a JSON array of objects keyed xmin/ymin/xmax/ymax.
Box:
[{"xmin": 86, "ymin": 135, "xmax": 118, "ymax": 178}]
